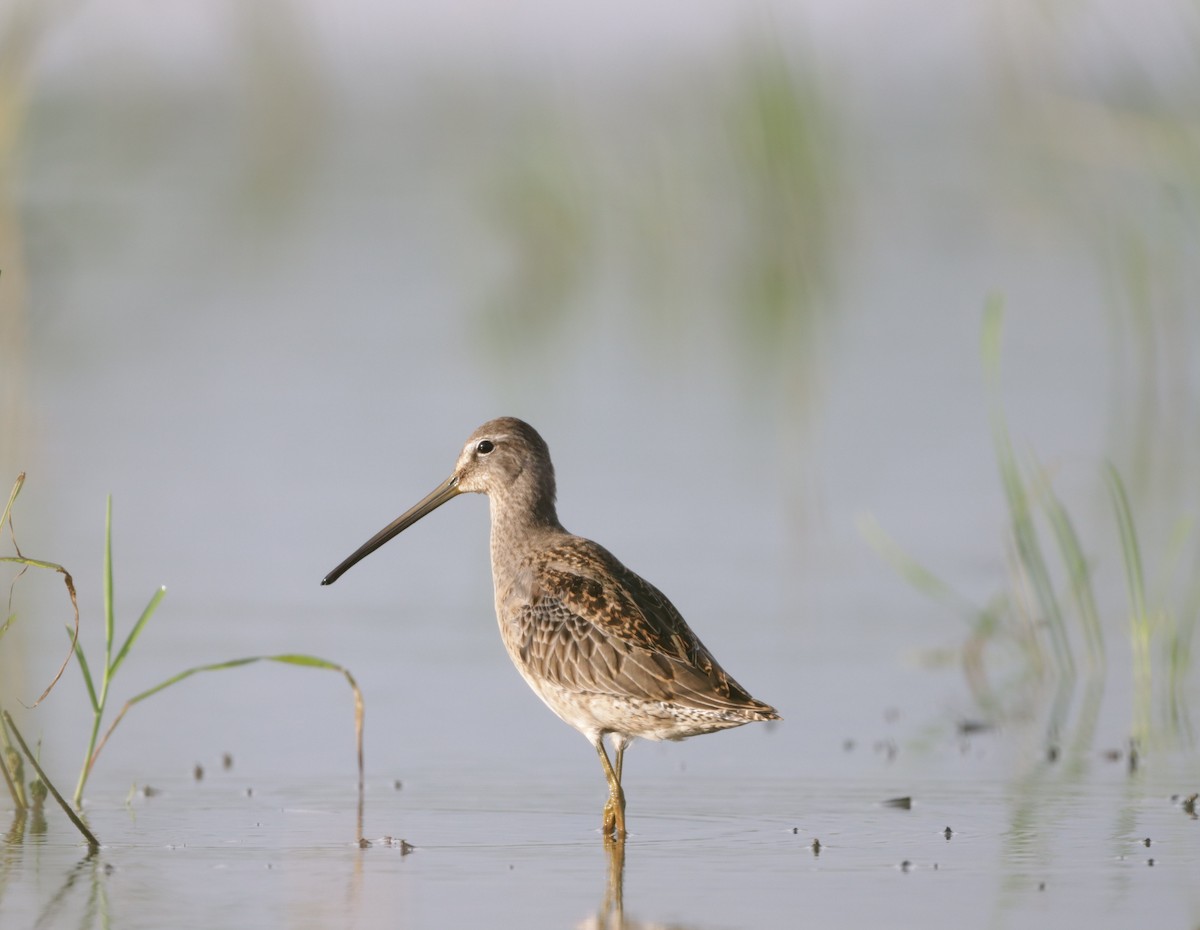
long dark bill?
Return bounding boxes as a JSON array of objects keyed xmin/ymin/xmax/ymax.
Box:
[{"xmin": 321, "ymin": 474, "xmax": 461, "ymax": 585}]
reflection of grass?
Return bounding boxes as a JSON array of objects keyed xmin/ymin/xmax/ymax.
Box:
[
  {"xmin": 1, "ymin": 475, "xmax": 366, "ymax": 842},
  {"xmin": 863, "ymin": 300, "xmax": 1198, "ymax": 744}
]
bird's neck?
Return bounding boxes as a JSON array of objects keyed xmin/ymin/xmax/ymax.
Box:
[{"xmin": 487, "ymin": 487, "xmax": 563, "ymax": 589}]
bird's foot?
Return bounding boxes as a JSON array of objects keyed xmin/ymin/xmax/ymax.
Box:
[{"xmin": 602, "ymin": 792, "xmax": 626, "ymax": 840}]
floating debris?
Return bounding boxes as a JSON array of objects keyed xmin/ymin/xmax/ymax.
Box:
[
  {"xmin": 943, "ymin": 826, "xmax": 953, "ymax": 840},
  {"xmin": 193, "ymin": 764, "xmax": 204, "ymax": 782},
  {"xmin": 956, "ymin": 720, "xmax": 992, "ymax": 735},
  {"xmin": 883, "ymin": 796, "xmax": 912, "ymax": 810}
]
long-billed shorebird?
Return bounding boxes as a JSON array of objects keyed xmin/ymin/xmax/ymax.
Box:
[{"xmin": 322, "ymin": 417, "xmax": 779, "ymax": 839}]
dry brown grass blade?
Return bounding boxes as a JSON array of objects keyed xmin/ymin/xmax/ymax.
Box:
[{"xmin": 1, "ymin": 474, "xmax": 81, "ymax": 708}]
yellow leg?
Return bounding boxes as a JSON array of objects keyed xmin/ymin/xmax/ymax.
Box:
[{"xmin": 594, "ymin": 738, "xmax": 626, "ymax": 839}]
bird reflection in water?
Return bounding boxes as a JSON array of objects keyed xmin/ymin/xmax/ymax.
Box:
[{"xmin": 578, "ymin": 837, "xmax": 697, "ymax": 930}]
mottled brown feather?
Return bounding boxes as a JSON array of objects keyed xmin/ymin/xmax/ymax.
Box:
[{"xmin": 504, "ymin": 536, "xmax": 779, "ymax": 719}]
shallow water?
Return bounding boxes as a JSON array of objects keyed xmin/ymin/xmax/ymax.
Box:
[
  {"xmin": 5, "ymin": 591, "xmax": 1199, "ymax": 929},
  {"xmin": 5, "ymin": 2, "xmax": 1200, "ymax": 927},
  {"xmin": 4, "ymin": 747, "xmax": 1198, "ymax": 929}
]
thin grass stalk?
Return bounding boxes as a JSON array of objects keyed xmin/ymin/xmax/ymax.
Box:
[
  {"xmin": 73, "ymin": 499, "xmax": 115, "ymax": 804},
  {"xmin": 0, "ymin": 561, "xmax": 81, "ymax": 710},
  {"xmin": 1104, "ymin": 463, "xmax": 1152, "ymax": 742},
  {"xmin": 73, "ymin": 498, "xmax": 170, "ymax": 807},
  {"xmin": 84, "ymin": 655, "xmax": 365, "ymax": 791},
  {"xmin": 856, "ymin": 513, "xmax": 981, "ymax": 617},
  {"xmin": 2, "ymin": 711, "xmax": 98, "ymax": 848},
  {"xmin": 0, "ymin": 713, "xmax": 25, "ymax": 810},
  {"xmin": 1, "ymin": 474, "xmax": 23, "ymax": 535},
  {"xmin": 982, "ymin": 298, "xmax": 1074, "ymax": 676},
  {"xmin": 1030, "ymin": 464, "xmax": 1106, "ymax": 670}
]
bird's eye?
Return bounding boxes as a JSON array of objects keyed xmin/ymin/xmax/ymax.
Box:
[{"xmin": 476, "ymin": 440, "xmax": 495, "ymax": 455}]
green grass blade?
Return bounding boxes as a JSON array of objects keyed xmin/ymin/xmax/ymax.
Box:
[
  {"xmin": 1, "ymin": 473, "xmax": 24, "ymax": 532},
  {"xmin": 857, "ymin": 513, "xmax": 979, "ymax": 617},
  {"xmin": 0, "ymin": 556, "xmax": 71, "ymax": 572},
  {"xmin": 1104, "ymin": 462, "xmax": 1152, "ymax": 740},
  {"xmin": 980, "ymin": 294, "xmax": 1006, "ymax": 384},
  {"xmin": 66, "ymin": 625, "xmax": 100, "ymax": 713},
  {"xmin": 1032, "ymin": 466, "xmax": 1105, "ymax": 668},
  {"xmin": 2, "ymin": 711, "xmax": 100, "ymax": 849},
  {"xmin": 0, "ymin": 612, "xmax": 14, "ymax": 642},
  {"xmin": 1105, "ymin": 463, "xmax": 1147, "ymax": 621},
  {"xmin": 108, "ymin": 586, "xmax": 167, "ymax": 679},
  {"xmin": 86, "ymin": 655, "xmax": 365, "ymax": 791},
  {"xmin": 982, "ymin": 300, "xmax": 1073, "ymax": 675},
  {"xmin": 101, "ymin": 496, "xmax": 115, "ymax": 691}
]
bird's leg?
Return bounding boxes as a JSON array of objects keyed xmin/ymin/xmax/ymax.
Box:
[{"xmin": 593, "ymin": 737, "xmax": 626, "ymax": 839}]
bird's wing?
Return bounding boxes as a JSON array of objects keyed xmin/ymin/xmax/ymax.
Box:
[{"xmin": 505, "ymin": 538, "xmax": 776, "ymax": 715}]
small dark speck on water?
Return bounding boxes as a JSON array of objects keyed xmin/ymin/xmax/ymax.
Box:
[
  {"xmin": 884, "ymin": 796, "xmax": 912, "ymax": 810},
  {"xmin": 811, "ymin": 838, "xmax": 821, "ymax": 856},
  {"xmin": 1129, "ymin": 741, "xmax": 1140, "ymax": 774},
  {"xmin": 141, "ymin": 785, "xmax": 160, "ymax": 797},
  {"xmin": 957, "ymin": 719, "xmax": 992, "ymax": 735},
  {"xmin": 222, "ymin": 752, "xmax": 234, "ymax": 770},
  {"xmin": 944, "ymin": 826, "xmax": 953, "ymax": 840},
  {"xmin": 884, "ymin": 707, "xmax": 900, "ymax": 723},
  {"xmin": 1144, "ymin": 837, "xmax": 1151, "ymax": 847},
  {"xmin": 842, "ymin": 738, "xmax": 856, "ymax": 752},
  {"xmin": 245, "ymin": 787, "xmax": 253, "ymax": 797},
  {"xmin": 104, "ymin": 863, "xmax": 114, "ymax": 876},
  {"xmin": 1038, "ymin": 882, "xmax": 1046, "ymax": 892},
  {"xmin": 899, "ymin": 860, "xmax": 912, "ymax": 872},
  {"xmin": 1148, "ymin": 858, "xmax": 1155, "ymax": 867},
  {"xmin": 792, "ymin": 827, "xmax": 798, "ymax": 834},
  {"xmin": 193, "ymin": 764, "xmax": 204, "ymax": 781},
  {"xmin": 392, "ymin": 779, "xmax": 403, "ymax": 790},
  {"xmin": 1047, "ymin": 746, "xmax": 1059, "ymax": 763},
  {"xmin": 1101, "ymin": 748, "xmax": 1122, "ymax": 763}
]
